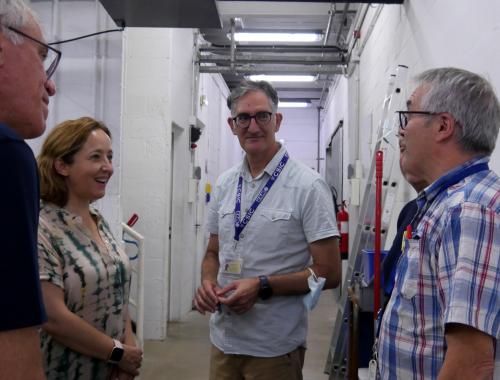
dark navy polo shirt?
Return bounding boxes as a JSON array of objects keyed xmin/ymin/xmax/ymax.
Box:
[{"xmin": 0, "ymin": 123, "xmax": 46, "ymax": 331}]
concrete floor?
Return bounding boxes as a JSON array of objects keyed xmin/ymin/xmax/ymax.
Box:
[{"xmin": 141, "ymin": 290, "xmax": 339, "ymax": 380}]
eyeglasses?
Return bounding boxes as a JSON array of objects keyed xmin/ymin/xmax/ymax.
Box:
[
  {"xmin": 396, "ymin": 111, "xmax": 439, "ymax": 130},
  {"xmin": 7, "ymin": 26, "xmax": 62, "ymax": 81},
  {"xmin": 232, "ymin": 111, "xmax": 273, "ymax": 129}
]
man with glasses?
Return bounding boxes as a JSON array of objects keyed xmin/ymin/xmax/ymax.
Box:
[
  {"xmin": 194, "ymin": 80, "xmax": 341, "ymax": 379},
  {"xmin": 0, "ymin": 1, "xmax": 58, "ymax": 378},
  {"xmin": 378, "ymin": 68, "xmax": 500, "ymax": 379}
]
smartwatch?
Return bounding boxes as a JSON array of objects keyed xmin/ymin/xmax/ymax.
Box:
[
  {"xmin": 107, "ymin": 339, "xmax": 124, "ymax": 364},
  {"xmin": 258, "ymin": 275, "xmax": 273, "ymax": 300}
]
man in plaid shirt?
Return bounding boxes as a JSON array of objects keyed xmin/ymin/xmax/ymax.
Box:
[{"xmin": 378, "ymin": 67, "xmax": 500, "ymax": 380}]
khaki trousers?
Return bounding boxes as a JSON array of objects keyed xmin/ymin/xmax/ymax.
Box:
[{"xmin": 209, "ymin": 344, "xmax": 306, "ymax": 380}]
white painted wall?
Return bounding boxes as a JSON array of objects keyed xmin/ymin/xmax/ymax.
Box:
[
  {"xmin": 277, "ymin": 107, "xmax": 319, "ymax": 170},
  {"xmin": 121, "ymin": 27, "xmax": 212, "ymax": 338},
  {"xmin": 167, "ymin": 29, "xmax": 199, "ymax": 323},
  {"xmin": 324, "ymin": 0, "xmax": 500, "ymax": 231},
  {"xmin": 121, "ymin": 27, "xmax": 173, "ymax": 339},
  {"xmin": 29, "ymin": 1, "xmax": 123, "ymax": 236}
]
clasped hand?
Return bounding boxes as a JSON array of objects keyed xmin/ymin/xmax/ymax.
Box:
[
  {"xmin": 194, "ymin": 278, "xmax": 260, "ymax": 315},
  {"xmin": 117, "ymin": 344, "xmax": 143, "ymax": 377}
]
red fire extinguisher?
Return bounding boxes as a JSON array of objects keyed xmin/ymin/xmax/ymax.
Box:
[{"xmin": 337, "ymin": 201, "xmax": 349, "ymax": 260}]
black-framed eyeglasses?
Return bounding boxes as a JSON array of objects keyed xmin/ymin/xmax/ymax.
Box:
[
  {"xmin": 232, "ymin": 111, "xmax": 273, "ymax": 129},
  {"xmin": 8, "ymin": 26, "xmax": 62, "ymax": 81},
  {"xmin": 396, "ymin": 111, "xmax": 439, "ymax": 130}
]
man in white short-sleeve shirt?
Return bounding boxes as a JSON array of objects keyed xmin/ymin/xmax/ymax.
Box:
[{"xmin": 194, "ymin": 80, "xmax": 341, "ymax": 380}]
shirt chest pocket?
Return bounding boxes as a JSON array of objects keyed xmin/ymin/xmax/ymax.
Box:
[
  {"xmin": 399, "ymin": 239, "xmax": 421, "ymax": 299},
  {"xmin": 253, "ymin": 208, "xmax": 292, "ymax": 248},
  {"xmin": 218, "ymin": 209, "xmax": 235, "ymax": 242}
]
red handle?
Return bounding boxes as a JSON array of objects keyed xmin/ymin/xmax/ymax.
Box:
[{"xmin": 127, "ymin": 213, "xmax": 139, "ymax": 227}]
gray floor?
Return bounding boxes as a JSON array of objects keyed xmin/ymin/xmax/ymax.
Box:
[{"xmin": 141, "ymin": 290, "xmax": 339, "ymax": 380}]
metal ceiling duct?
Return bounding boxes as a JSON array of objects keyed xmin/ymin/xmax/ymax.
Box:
[
  {"xmin": 198, "ymin": 2, "xmax": 361, "ymax": 91},
  {"xmin": 99, "ymin": 0, "xmax": 221, "ymax": 28}
]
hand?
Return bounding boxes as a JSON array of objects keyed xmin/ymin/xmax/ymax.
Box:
[
  {"xmin": 217, "ymin": 278, "xmax": 260, "ymax": 314},
  {"xmin": 194, "ymin": 280, "xmax": 221, "ymax": 314},
  {"xmin": 110, "ymin": 367, "xmax": 135, "ymax": 380},
  {"xmin": 117, "ymin": 344, "xmax": 142, "ymax": 376}
]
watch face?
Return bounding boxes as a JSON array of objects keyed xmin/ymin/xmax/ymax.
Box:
[
  {"xmin": 110, "ymin": 346, "xmax": 124, "ymax": 363},
  {"xmin": 259, "ymin": 276, "xmax": 273, "ymax": 300}
]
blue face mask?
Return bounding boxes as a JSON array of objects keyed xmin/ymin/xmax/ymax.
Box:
[{"xmin": 303, "ymin": 268, "xmax": 326, "ymax": 311}]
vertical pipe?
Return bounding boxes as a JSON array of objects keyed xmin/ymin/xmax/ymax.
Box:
[
  {"xmin": 322, "ymin": 3, "xmax": 335, "ymax": 46},
  {"xmin": 318, "ymin": 3, "xmax": 335, "ymax": 108},
  {"xmin": 374, "ymin": 150, "xmax": 383, "ymax": 323},
  {"xmin": 50, "ymin": 0, "xmax": 60, "ymax": 124},
  {"xmin": 230, "ymin": 18, "xmax": 236, "ymax": 71},
  {"xmin": 137, "ymin": 233, "xmax": 145, "ymax": 348},
  {"xmin": 317, "ymin": 106, "xmax": 322, "ymax": 172},
  {"xmin": 95, "ymin": 0, "xmax": 106, "ymax": 120}
]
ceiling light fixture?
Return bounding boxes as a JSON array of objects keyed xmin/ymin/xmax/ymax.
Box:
[
  {"xmin": 279, "ymin": 101, "xmax": 310, "ymax": 108},
  {"xmin": 234, "ymin": 32, "xmax": 322, "ymax": 43},
  {"xmin": 248, "ymin": 74, "xmax": 317, "ymax": 82}
]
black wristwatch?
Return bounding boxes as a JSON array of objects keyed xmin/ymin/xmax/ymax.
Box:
[
  {"xmin": 108, "ymin": 339, "xmax": 124, "ymax": 364},
  {"xmin": 258, "ymin": 275, "xmax": 273, "ymax": 300}
]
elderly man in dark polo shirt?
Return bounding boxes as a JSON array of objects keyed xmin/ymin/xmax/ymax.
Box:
[{"xmin": 0, "ymin": 1, "xmax": 58, "ymax": 378}]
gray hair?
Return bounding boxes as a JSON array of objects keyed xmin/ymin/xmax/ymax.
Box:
[
  {"xmin": 0, "ymin": 0, "xmax": 38, "ymax": 44},
  {"xmin": 227, "ymin": 80, "xmax": 279, "ymax": 116},
  {"xmin": 416, "ymin": 67, "xmax": 500, "ymax": 155}
]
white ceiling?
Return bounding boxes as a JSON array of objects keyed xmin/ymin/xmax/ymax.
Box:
[{"xmin": 200, "ymin": 2, "xmax": 359, "ymax": 105}]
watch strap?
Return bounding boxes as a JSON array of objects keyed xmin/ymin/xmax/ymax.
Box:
[
  {"xmin": 258, "ymin": 275, "xmax": 273, "ymax": 300},
  {"xmin": 107, "ymin": 339, "xmax": 124, "ymax": 364}
]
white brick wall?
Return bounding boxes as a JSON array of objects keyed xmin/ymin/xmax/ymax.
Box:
[
  {"xmin": 29, "ymin": 1, "xmax": 123, "ymax": 237},
  {"xmin": 121, "ymin": 27, "xmax": 173, "ymax": 340}
]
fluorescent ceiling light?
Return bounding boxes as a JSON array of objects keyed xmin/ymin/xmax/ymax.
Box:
[
  {"xmin": 279, "ymin": 101, "xmax": 310, "ymax": 108},
  {"xmin": 248, "ymin": 74, "xmax": 317, "ymax": 82},
  {"xmin": 234, "ymin": 32, "xmax": 322, "ymax": 43}
]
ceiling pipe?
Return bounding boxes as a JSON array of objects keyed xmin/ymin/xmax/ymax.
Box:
[
  {"xmin": 199, "ymin": 57, "xmax": 345, "ymax": 65},
  {"xmin": 199, "ymin": 66, "xmax": 343, "ymax": 74},
  {"xmin": 344, "ymin": 3, "xmax": 370, "ymax": 76},
  {"xmin": 200, "ymin": 45, "xmax": 347, "ymax": 53},
  {"xmin": 335, "ymin": 3, "xmax": 350, "ymax": 46},
  {"xmin": 322, "ymin": 3, "xmax": 336, "ymax": 46},
  {"xmin": 319, "ymin": 2, "xmax": 348, "ymax": 108}
]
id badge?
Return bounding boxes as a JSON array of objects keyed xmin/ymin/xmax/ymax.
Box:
[{"xmin": 222, "ymin": 258, "xmax": 243, "ymax": 277}]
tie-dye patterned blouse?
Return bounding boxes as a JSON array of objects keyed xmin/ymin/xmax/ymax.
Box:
[{"xmin": 38, "ymin": 201, "xmax": 131, "ymax": 380}]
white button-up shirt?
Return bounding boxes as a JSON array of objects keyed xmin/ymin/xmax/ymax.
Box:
[{"xmin": 206, "ymin": 145, "xmax": 339, "ymax": 357}]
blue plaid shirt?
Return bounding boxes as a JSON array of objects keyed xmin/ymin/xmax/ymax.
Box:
[{"xmin": 378, "ymin": 156, "xmax": 500, "ymax": 379}]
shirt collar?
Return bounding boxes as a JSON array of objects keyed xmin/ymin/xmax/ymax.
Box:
[
  {"xmin": 417, "ymin": 155, "xmax": 489, "ymax": 205},
  {"xmin": 41, "ymin": 200, "xmax": 102, "ymax": 226},
  {"xmin": 0, "ymin": 123, "xmax": 23, "ymax": 142},
  {"xmin": 240, "ymin": 143, "xmax": 287, "ymax": 181}
]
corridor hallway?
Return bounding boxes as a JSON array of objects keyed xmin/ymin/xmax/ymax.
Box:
[{"xmin": 141, "ymin": 289, "xmax": 339, "ymax": 379}]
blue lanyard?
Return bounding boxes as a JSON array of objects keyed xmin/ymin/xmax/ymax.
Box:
[
  {"xmin": 413, "ymin": 162, "xmax": 489, "ymax": 229},
  {"xmin": 234, "ymin": 152, "xmax": 289, "ymax": 241}
]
